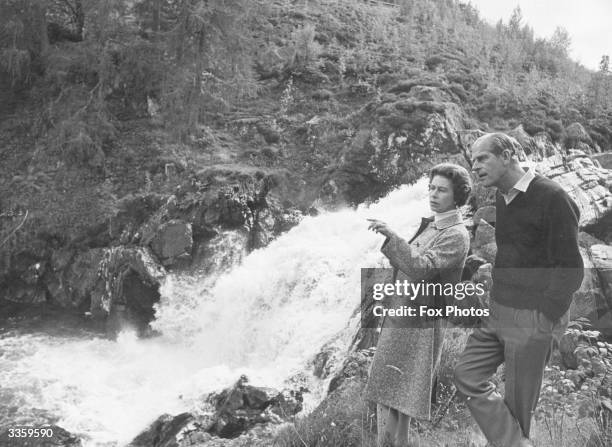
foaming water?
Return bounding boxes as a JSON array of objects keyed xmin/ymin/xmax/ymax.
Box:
[{"xmin": 0, "ymin": 178, "xmax": 431, "ymax": 446}]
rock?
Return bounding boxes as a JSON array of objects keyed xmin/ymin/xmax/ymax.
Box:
[
  {"xmin": 95, "ymin": 247, "xmax": 165, "ymax": 336},
  {"xmin": 207, "ymin": 376, "xmax": 303, "ymax": 439},
  {"xmin": 255, "ymin": 123, "xmax": 280, "ymax": 144},
  {"xmin": 570, "ymin": 248, "xmax": 607, "ymax": 322},
  {"xmin": 462, "ymin": 255, "xmax": 488, "ymax": 280},
  {"xmin": 50, "ymin": 248, "xmax": 106, "ymax": 309},
  {"xmin": 312, "ymin": 89, "xmax": 333, "ymax": 101},
  {"xmin": 250, "ymin": 208, "xmax": 276, "ymax": 250},
  {"xmin": 508, "ymin": 125, "xmax": 538, "ymax": 157},
  {"xmin": 472, "ymin": 205, "xmax": 496, "ymax": 227},
  {"xmin": 128, "ymin": 412, "xmax": 205, "ymax": 447},
  {"xmin": 469, "ymin": 182, "xmax": 497, "ymax": 208},
  {"xmin": 328, "ymin": 348, "xmax": 375, "ymax": 394},
  {"xmin": 589, "ymin": 244, "xmax": 612, "ymax": 335},
  {"xmin": 566, "ymin": 122, "xmax": 594, "ymax": 151},
  {"xmin": 472, "ymin": 219, "xmax": 496, "ymax": 263},
  {"xmin": 273, "ymin": 208, "xmax": 303, "ymax": 234},
  {"xmin": 535, "ymin": 153, "xmax": 612, "ymax": 227},
  {"xmin": 321, "ymin": 83, "xmax": 467, "ymax": 205},
  {"xmin": 591, "ymin": 245, "xmax": 612, "ymax": 299},
  {"xmin": 311, "ymin": 341, "xmax": 343, "ymax": 379},
  {"xmin": 191, "ymin": 229, "xmax": 249, "ymax": 276},
  {"xmin": 565, "ymin": 369, "xmax": 586, "ymax": 388},
  {"xmin": 150, "ymin": 220, "xmax": 193, "ymax": 266},
  {"xmin": 43, "ymin": 246, "xmax": 165, "ymax": 336},
  {"xmin": 593, "ymin": 152, "xmax": 612, "ymax": 170}
]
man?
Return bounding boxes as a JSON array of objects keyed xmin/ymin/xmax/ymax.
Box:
[{"xmin": 454, "ymin": 133, "xmax": 584, "ymax": 447}]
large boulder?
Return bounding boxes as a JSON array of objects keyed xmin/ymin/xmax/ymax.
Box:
[
  {"xmin": 46, "ymin": 248, "xmax": 106, "ymax": 310},
  {"xmin": 207, "ymin": 376, "xmax": 303, "ymax": 438},
  {"xmin": 128, "ymin": 413, "xmax": 206, "ymax": 447},
  {"xmin": 129, "ymin": 376, "xmax": 303, "ymax": 446},
  {"xmin": 150, "ymin": 219, "xmax": 193, "ymax": 266},
  {"xmin": 96, "ymin": 246, "xmax": 165, "ymax": 336},
  {"xmin": 44, "ymin": 246, "xmax": 165, "ymax": 336},
  {"xmin": 321, "ymin": 81, "xmax": 467, "ymax": 205},
  {"xmin": 536, "ymin": 152, "xmax": 612, "ymax": 227}
]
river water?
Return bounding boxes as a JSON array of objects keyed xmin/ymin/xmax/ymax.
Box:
[{"xmin": 0, "ymin": 179, "xmax": 430, "ymax": 446}]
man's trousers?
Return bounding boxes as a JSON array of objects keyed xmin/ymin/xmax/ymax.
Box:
[{"xmin": 453, "ymin": 301, "xmax": 567, "ymax": 447}]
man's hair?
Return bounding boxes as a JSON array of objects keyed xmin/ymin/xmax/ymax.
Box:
[
  {"xmin": 474, "ymin": 132, "xmax": 520, "ymax": 157},
  {"xmin": 429, "ymin": 163, "xmax": 472, "ymax": 207}
]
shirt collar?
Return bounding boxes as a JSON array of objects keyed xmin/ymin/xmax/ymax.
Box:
[
  {"xmin": 500, "ymin": 167, "xmax": 535, "ymax": 205},
  {"xmin": 432, "ymin": 209, "xmax": 463, "ymax": 230},
  {"xmin": 510, "ymin": 167, "xmax": 535, "ymax": 193}
]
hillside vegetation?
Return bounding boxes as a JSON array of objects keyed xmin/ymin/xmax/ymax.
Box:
[{"xmin": 1, "ymin": 0, "xmax": 611, "ymax": 281}]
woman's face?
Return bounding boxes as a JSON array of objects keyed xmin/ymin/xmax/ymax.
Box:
[{"xmin": 428, "ymin": 175, "xmax": 455, "ymax": 213}]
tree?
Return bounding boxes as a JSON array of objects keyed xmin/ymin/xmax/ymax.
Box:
[
  {"xmin": 600, "ymin": 54, "xmax": 610, "ymax": 73},
  {"xmin": 507, "ymin": 5, "xmax": 523, "ymax": 39},
  {"xmin": 550, "ymin": 26, "xmax": 571, "ymax": 58},
  {"xmin": 0, "ymin": 0, "xmax": 49, "ymax": 86}
]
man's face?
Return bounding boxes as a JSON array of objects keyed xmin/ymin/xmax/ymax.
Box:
[{"xmin": 470, "ymin": 139, "xmax": 508, "ymax": 188}]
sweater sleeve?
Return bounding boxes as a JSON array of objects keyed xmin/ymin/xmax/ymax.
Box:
[
  {"xmin": 541, "ymin": 189, "xmax": 584, "ymax": 321},
  {"xmin": 381, "ymin": 227, "xmax": 469, "ymax": 282}
]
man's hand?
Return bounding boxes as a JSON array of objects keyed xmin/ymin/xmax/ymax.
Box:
[{"xmin": 367, "ymin": 219, "xmax": 396, "ymax": 239}]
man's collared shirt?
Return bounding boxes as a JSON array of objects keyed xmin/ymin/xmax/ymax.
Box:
[{"xmin": 501, "ymin": 168, "xmax": 535, "ymax": 205}]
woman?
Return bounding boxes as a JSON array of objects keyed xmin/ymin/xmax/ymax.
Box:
[{"xmin": 364, "ymin": 163, "xmax": 472, "ymax": 447}]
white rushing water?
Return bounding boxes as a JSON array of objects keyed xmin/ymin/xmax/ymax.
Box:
[{"xmin": 0, "ymin": 178, "xmax": 432, "ymax": 446}]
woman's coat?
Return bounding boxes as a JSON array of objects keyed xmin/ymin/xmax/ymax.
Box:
[{"xmin": 364, "ymin": 211, "xmax": 470, "ymax": 419}]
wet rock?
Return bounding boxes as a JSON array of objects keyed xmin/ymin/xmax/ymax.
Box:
[
  {"xmin": 150, "ymin": 220, "xmax": 193, "ymax": 266},
  {"xmin": 272, "ymin": 208, "xmax": 303, "ymax": 234},
  {"xmin": 49, "ymin": 248, "xmax": 106, "ymax": 309},
  {"xmin": 312, "ymin": 341, "xmax": 344, "ymax": 379},
  {"xmin": 128, "ymin": 412, "xmax": 209, "ymax": 447},
  {"xmin": 43, "ymin": 245, "xmax": 165, "ymax": 335},
  {"xmin": 207, "ymin": 376, "xmax": 303, "ymax": 438},
  {"xmin": 95, "ymin": 246, "xmax": 165, "ymax": 336},
  {"xmin": 250, "ymin": 208, "xmax": 276, "ymax": 250},
  {"xmin": 191, "ymin": 230, "xmax": 249, "ymax": 276}
]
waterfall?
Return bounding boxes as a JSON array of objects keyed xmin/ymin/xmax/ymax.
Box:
[{"xmin": 0, "ymin": 178, "xmax": 431, "ymax": 446}]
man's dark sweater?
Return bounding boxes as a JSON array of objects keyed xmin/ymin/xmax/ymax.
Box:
[{"xmin": 491, "ymin": 174, "xmax": 584, "ymax": 322}]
